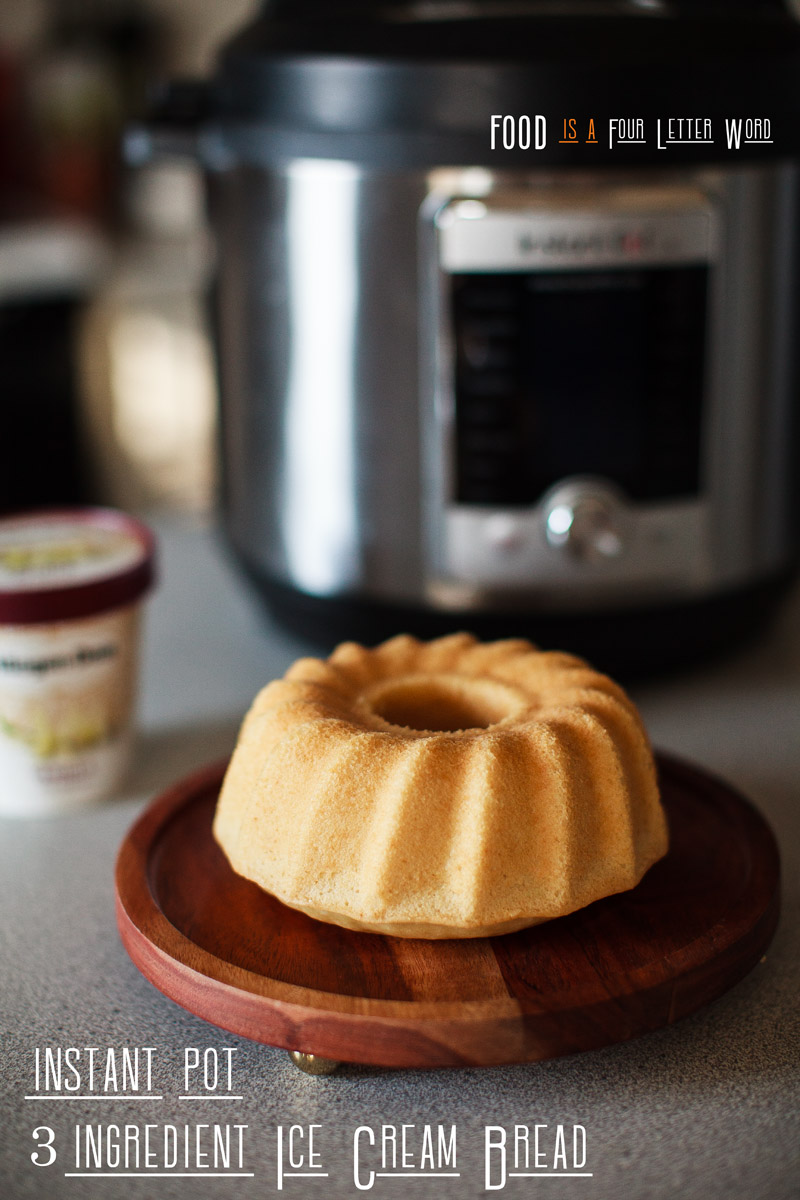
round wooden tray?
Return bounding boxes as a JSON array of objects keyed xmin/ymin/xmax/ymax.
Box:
[{"xmin": 115, "ymin": 753, "xmax": 780, "ymax": 1069}]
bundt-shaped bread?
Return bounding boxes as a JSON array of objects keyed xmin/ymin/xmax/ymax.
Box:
[{"xmin": 213, "ymin": 633, "xmax": 668, "ymax": 938}]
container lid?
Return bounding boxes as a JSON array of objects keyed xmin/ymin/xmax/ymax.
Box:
[{"xmin": 0, "ymin": 509, "xmax": 156, "ymax": 625}]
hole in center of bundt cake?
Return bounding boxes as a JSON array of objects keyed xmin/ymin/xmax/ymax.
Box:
[{"xmin": 368, "ymin": 676, "xmax": 520, "ymax": 733}]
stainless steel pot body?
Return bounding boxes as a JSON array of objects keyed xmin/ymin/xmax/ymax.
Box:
[{"xmin": 211, "ymin": 159, "xmax": 800, "ymax": 623}]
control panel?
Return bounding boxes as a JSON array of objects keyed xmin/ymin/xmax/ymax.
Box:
[{"xmin": 426, "ymin": 186, "xmax": 719, "ymax": 601}]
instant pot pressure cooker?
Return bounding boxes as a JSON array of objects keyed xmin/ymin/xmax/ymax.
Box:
[{"xmin": 140, "ymin": 0, "xmax": 800, "ymax": 673}]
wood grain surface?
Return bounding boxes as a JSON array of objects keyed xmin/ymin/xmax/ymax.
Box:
[{"xmin": 115, "ymin": 753, "xmax": 780, "ymax": 1068}]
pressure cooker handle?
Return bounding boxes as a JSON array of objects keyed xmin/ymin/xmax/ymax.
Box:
[{"xmin": 124, "ymin": 80, "xmax": 215, "ymax": 166}]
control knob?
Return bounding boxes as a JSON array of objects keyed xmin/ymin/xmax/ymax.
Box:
[{"xmin": 543, "ymin": 481, "xmax": 626, "ymax": 563}]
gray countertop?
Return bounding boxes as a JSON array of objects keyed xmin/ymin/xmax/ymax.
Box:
[{"xmin": 1, "ymin": 517, "xmax": 798, "ymax": 1200}]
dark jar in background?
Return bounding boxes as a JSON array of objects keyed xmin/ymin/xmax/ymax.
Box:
[{"xmin": 0, "ymin": 218, "xmax": 107, "ymax": 515}]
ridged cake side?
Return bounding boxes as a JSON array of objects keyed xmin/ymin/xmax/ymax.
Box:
[{"xmin": 212, "ymin": 633, "xmax": 668, "ymax": 937}]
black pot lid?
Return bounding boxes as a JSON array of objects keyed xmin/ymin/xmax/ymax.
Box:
[{"xmin": 197, "ymin": 1, "xmax": 800, "ymax": 165}]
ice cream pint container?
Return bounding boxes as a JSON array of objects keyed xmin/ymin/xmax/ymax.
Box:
[{"xmin": 0, "ymin": 509, "xmax": 155, "ymax": 816}]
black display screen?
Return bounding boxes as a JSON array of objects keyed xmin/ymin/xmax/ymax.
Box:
[{"xmin": 451, "ymin": 266, "xmax": 708, "ymax": 506}]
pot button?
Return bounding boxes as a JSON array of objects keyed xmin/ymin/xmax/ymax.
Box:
[{"xmin": 543, "ymin": 485, "xmax": 625, "ymax": 563}]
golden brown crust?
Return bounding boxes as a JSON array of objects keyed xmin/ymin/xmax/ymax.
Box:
[{"xmin": 213, "ymin": 633, "xmax": 668, "ymax": 939}]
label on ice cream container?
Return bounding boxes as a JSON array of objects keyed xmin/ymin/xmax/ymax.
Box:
[
  {"xmin": 0, "ymin": 608, "xmax": 140, "ymax": 815},
  {"xmin": 0, "ymin": 510, "xmax": 155, "ymax": 816}
]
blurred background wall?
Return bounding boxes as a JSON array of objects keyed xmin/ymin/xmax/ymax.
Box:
[{"xmin": 0, "ymin": 0, "xmax": 258, "ymax": 519}]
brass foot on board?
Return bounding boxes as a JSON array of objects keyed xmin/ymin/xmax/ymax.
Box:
[{"xmin": 289, "ymin": 1051, "xmax": 341, "ymax": 1076}]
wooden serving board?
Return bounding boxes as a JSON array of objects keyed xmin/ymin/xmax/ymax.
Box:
[{"xmin": 115, "ymin": 753, "xmax": 780, "ymax": 1069}]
